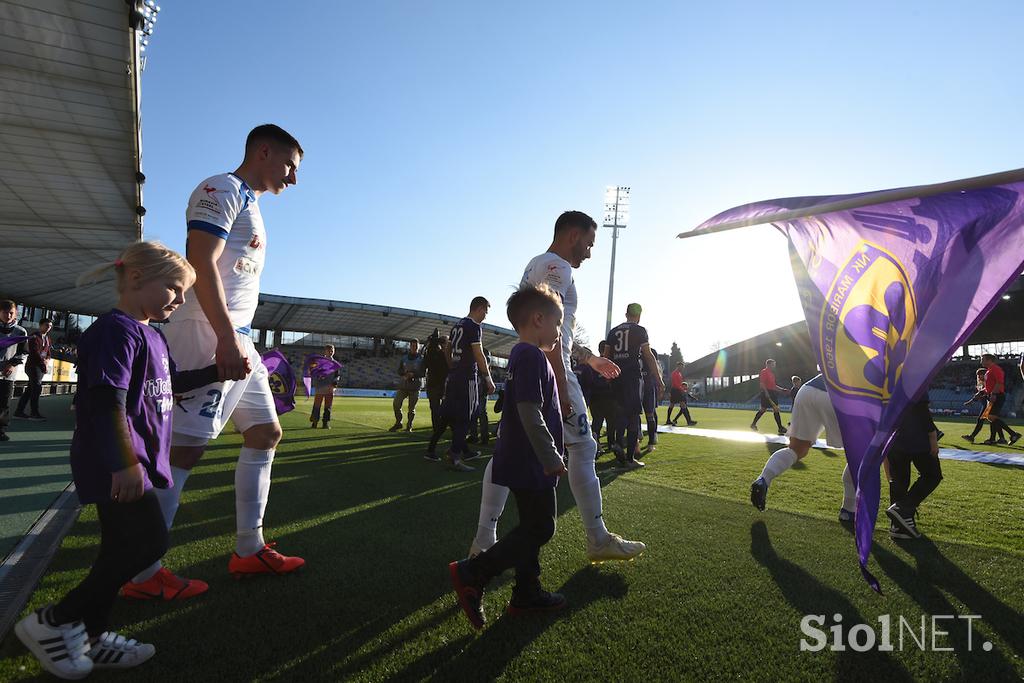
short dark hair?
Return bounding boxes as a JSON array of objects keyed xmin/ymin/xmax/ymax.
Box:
[
  {"xmin": 470, "ymin": 296, "xmax": 490, "ymax": 311},
  {"xmin": 598, "ymin": 340, "xmax": 607, "ymax": 353},
  {"xmin": 0, "ymin": 300, "xmax": 15, "ymax": 311},
  {"xmin": 982, "ymin": 353, "xmax": 997, "ymax": 363},
  {"xmin": 506, "ymin": 284, "xmax": 562, "ymax": 332},
  {"xmin": 553, "ymin": 210, "xmax": 597, "ymax": 236},
  {"xmin": 245, "ymin": 124, "xmax": 303, "ymax": 158},
  {"xmin": 39, "ymin": 317, "xmax": 52, "ymax": 325}
]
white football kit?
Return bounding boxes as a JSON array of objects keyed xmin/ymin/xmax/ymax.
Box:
[{"xmin": 166, "ymin": 173, "xmax": 275, "ymax": 440}]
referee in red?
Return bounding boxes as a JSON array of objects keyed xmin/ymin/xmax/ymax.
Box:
[{"xmin": 751, "ymin": 359, "xmax": 786, "ymax": 436}]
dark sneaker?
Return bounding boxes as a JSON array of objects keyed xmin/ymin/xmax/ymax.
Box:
[
  {"xmin": 996, "ymin": 438, "xmax": 1009, "ymax": 445},
  {"xmin": 507, "ymin": 589, "xmax": 567, "ymax": 616},
  {"xmin": 423, "ymin": 450, "xmax": 441, "ymax": 462},
  {"xmin": 885, "ymin": 503, "xmax": 920, "ymax": 539},
  {"xmin": 838, "ymin": 508, "xmax": 854, "ymax": 528},
  {"xmin": 463, "ymin": 449, "xmax": 481, "ymax": 461},
  {"xmin": 0, "ymin": 432, "xmax": 8, "ymax": 441},
  {"xmin": 27, "ymin": 415, "xmax": 46, "ymax": 421},
  {"xmin": 889, "ymin": 522, "xmax": 914, "ymax": 540},
  {"xmin": 687, "ymin": 421, "xmax": 698, "ymax": 426},
  {"xmin": 449, "ymin": 560, "xmax": 485, "ymax": 629},
  {"xmin": 13, "ymin": 412, "xmax": 29, "ymax": 420},
  {"xmin": 961, "ymin": 435, "xmax": 975, "ymax": 443},
  {"xmin": 467, "ymin": 435, "xmax": 479, "ymax": 444},
  {"xmin": 388, "ymin": 423, "xmax": 402, "ymax": 432},
  {"xmin": 1010, "ymin": 432, "xmax": 1022, "ymax": 446},
  {"xmin": 777, "ymin": 428, "xmax": 787, "ymax": 436},
  {"xmin": 750, "ymin": 424, "xmax": 759, "ymax": 432},
  {"xmin": 982, "ymin": 439, "xmax": 998, "ymax": 446},
  {"xmin": 750, "ymin": 477, "xmax": 768, "ymax": 512},
  {"xmin": 446, "ymin": 452, "xmax": 475, "ymax": 472}
]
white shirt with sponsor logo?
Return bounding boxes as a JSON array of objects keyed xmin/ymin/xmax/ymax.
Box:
[
  {"xmin": 521, "ymin": 251, "xmax": 577, "ymax": 371},
  {"xmin": 175, "ymin": 173, "xmax": 266, "ymax": 329}
]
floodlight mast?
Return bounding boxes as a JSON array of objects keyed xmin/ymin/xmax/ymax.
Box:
[{"xmin": 603, "ymin": 185, "xmax": 630, "ymax": 337}]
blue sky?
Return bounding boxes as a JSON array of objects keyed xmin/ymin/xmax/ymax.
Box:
[{"xmin": 139, "ymin": 1, "xmax": 1024, "ymax": 360}]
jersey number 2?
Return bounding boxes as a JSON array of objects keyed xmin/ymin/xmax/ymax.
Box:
[{"xmin": 199, "ymin": 389, "xmax": 222, "ymax": 419}]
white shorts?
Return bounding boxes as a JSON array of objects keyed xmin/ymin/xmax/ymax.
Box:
[
  {"xmin": 788, "ymin": 384, "xmax": 843, "ymax": 448},
  {"xmin": 562, "ymin": 370, "xmax": 595, "ymax": 447},
  {"xmin": 164, "ymin": 319, "xmax": 276, "ymax": 440}
]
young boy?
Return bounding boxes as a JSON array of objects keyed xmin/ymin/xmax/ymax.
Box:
[
  {"xmin": 886, "ymin": 394, "xmax": 943, "ymax": 539},
  {"xmin": 449, "ymin": 283, "xmax": 567, "ymax": 629}
]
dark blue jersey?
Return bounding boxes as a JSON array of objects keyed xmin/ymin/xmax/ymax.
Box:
[
  {"xmin": 607, "ymin": 321, "xmax": 649, "ymax": 378},
  {"xmin": 448, "ymin": 317, "xmax": 481, "ymax": 382}
]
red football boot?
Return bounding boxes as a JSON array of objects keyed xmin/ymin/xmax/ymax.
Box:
[{"xmin": 228, "ymin": 543, "xmax": 305, "ymax": 578}]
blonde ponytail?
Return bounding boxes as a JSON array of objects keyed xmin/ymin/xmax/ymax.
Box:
[{"xmin": 77, "ymin": 241, "xmax": 195, "ymax": 292}]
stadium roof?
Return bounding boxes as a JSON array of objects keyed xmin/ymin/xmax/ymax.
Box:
[
  {"xmin": 252, "ymin": 293, "xmax": 519, "ymax": 356},
  {"xmin": 0, "ymin": 0, "xmax": 143, "ymax": 314}
]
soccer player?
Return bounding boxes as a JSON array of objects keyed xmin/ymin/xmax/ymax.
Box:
[
  {"xmin": 608, "ymin": 304, "xmax": 665, "ymax": 467},
  {"xmin": 749, "ymin": 374, "xmax": 856, "ymax": 524},
  {"xmin": 640, "ymin": 347, "xmax": 663, "ymax": 453},
  {"xmin": 666, "ymin": 362, "xmax": 697, "ymax": 427},
  {"xmin": 961, "ymin": 368, "xmax": 991, "ymax": 443},
  {"xmin": 470, "ymin": 210, "xmax": 645, "ymax": 563},
  {"xmin": 423, "ymin": 329, "xmax": 449, "ymax": 452},
  {"xmin": 449, "ymin": 284, "xmax": 568, "ymax": 629},
  {"xmin": 122, "ymin": 124, "xmax": 305, "ymax": 600},
  {"xmin": 979, "ymin": 354, "xmax": 1021, "ymax": 445},
  {"xmin": 439, "ymin": 297, "xmax": 495, "ymax": 472},
  {"xmin": 391, "ymin": 339, "xmax": 425, "ymax": 432},
  {"xmin": 750, "ymin": 358, "xmax": 786, "ymax": 436},
  {"xmin": 0, "ymin": 300, "xmax": 27, "ymax": 442}
]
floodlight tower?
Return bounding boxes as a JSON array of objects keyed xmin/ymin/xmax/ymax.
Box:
[{"xmin": 603, "ymin": 185, "xmax": 630, "ymax": 336}]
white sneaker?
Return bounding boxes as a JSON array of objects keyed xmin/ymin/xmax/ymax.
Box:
[
  {"xmin": 14, "ymin": 607, "xmax": 93, "ymax": 680},
  {"xmin": 87, "ymin": 631, "xmax": 156, "ymax": 669},
  {"xmin": 586, "ymin": 532, "xmax": 647, "ymax": 563}
]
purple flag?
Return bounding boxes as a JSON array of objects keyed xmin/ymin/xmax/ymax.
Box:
[
  {"xmin": 261, "ymin": 350, "xmax": 296, "ymax": 415},
  {"xmin": 688, "ymin": 172, "xmax": 1024, "ymax": 591},
  {"xmin": 0, "ymin": 336, "xmax": 28, "ymax": 352},
  {"xmin": 302, "ymin": 354, "xmax": 343, "ymax": 397}
]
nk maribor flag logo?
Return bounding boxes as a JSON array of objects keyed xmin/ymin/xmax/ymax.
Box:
[
  {"xmin": 261, "ymin": 349, "xmax": 297, "ymax": 415},
  {"xmin": 682, "ymin": 168, "xmax": 1024, "ymax": 590}
]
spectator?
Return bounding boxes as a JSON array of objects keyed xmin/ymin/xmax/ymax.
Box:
[
  {"xmin": 15, "ymin": 317, "xmax": 52, "ymax": 421},
  {"xmin": 0, "ymin": 300, "xmax": 28, "ymax": 441}
]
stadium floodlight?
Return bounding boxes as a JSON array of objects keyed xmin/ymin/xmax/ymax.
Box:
[
  {"xmin": 1002, "ymin": 294, "xmax": 1011, "ymax": 300},
  {"xmin": 603, "ymin": 185, "xmax": 630, "ymax": 336}
]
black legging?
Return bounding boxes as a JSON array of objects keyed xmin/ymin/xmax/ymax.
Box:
[
  {"xmin": 888, "ymin": 448, "xmax": 943, "ymax": 512},
  {"xmin": 467, "ymin": 487, "xmax": 556, "ymax": 592},
  {"xmin": 52, "ymin": 490, "xmax": 169, "ymax": 636},
  {"xmin": 15, "ymin": 366, "xmax": 44, "ymax": 416}
]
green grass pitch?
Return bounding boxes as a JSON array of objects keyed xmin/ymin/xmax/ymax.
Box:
[{"xmin": 1, "ymin": 399, "xmax": 1021, "ymax": 681}]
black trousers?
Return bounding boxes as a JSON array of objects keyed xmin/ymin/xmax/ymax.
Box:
[
  {"xmin": 15, "ymin": 366, "xmax": 44, "ymax": 416},
  {"xmin": 469, "ymin": 487, "xmax": 556, "ymax": 592},
  {"xmin": 0, "ymin": 378, "xmax": 14, "ymax": 432},
  {"xmin": 888, "ymin": 448, "xmax": 943, "ymax": 512},
  {"xmin": 53, "ymin": 490, "xmax": 169, "ymax": 636}
]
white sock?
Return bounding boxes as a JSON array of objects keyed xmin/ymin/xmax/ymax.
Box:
[
  {"xmin": 235, "ymin": 447, "xmax": 274, "ymax": 557},
  {"xmin": 567, "ymin": 438, "xmax": 610, "ymax": 545},
  {"xmin": 131, "ymin": 466, "xmax": 191, "ymax": 583},
  {"xmin": 471, "ymin": 459, "xmax": 509, "ymax": 552},
  {"xmin": 759, "ymin": 447, "xmax": 798, "ymax": 485},
  {"xmin": 841, "ymin": 464, "xmax": 856, "ymax": 511}
]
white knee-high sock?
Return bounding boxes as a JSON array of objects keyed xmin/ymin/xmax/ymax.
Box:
[
  {"xmin": 567, "ymin": 438, "xmax": 610, "ymax": 544},
  {"xmin": 235, "ymin": 447, "xmax": 274, "ymax": 557},
  {"xmin": 471, "ymin": 459, "xmax": 509, "ymax": 552},
  {"xmin": 760, "ymin": 448, "xmax": 798, "ymax": 484},
  {"xmin": 131, "ymin": 466, "xmax": 191, "ymax": 583},
  {"xmin": 841, "ymin": 464, "xmax": 856, "ymax": 512}
]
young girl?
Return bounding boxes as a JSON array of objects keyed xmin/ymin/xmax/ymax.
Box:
[
  {"xmin": 309, "ymin": 344, "xmax": 341, "ymax": 428},
  {"xmin": 15, "ymin": 242, "xmax": 221, "ymax": 679}
]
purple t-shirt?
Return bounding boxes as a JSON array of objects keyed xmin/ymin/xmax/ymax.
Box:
[
  {"xmin": 447, "ymin": 317, "xmax": 481, "ymax": 384},
  {"xmin": 492, "ymin": 342, "xmax": 563, "ymax": 491},
  {"xmin": 70, "ymin": 310, "xmax": 176, "ymax": 504}
]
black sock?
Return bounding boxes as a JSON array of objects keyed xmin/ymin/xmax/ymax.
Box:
[
  {"xmin": 969, "ymin": 419, "xmax": 984, "ymax": 438},
  {"xmin": 752, "ymin": 410, "xmax": 763, "ymax": 425},
  {"xmin": 683, "ymin": 407, "xmax": 693, "ymax": 423},
  {"xmin": 774, "ymin": 413, "xmax": 784, "ymax": 430}
]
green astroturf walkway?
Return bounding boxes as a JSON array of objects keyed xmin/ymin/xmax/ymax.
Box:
[
  {"xmin": 0, "ymin": 395, "xmax": 75, "ymax": 562},
  {"xmin": 0, "ymin": 398, "xmax": 1021, "ymax": 681}
]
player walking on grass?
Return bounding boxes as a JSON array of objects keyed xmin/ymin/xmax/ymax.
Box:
[
  {"xmin": 665, "ymin": 362, "xmax": 697, "ymax": 427},
  {"xmin": 885, "ymin": 394, "xmax": 943, "ymax": 539},
  {"xmin": 469, "ymin": 211, "xmax": 645, "ymax": 563},
  {"xmin": 750, "ymin": 358, "xmax": 786, "ymax": 435},
  {"xmin": 750, "ymin": 374, "xmax": 856, "ymax": 525},
  {"xmin": 450, "ymin": 284, "xmax": 568, "ymax": 629},
  {"xmin": 309, "ymin": 345, "xmax": 341, "ymax": 429},
  {"xmin": 608, "ymin": 304, "xmax": 664, "ymax": 467},
  {"xmin": 15, "ymin": 242, "xmax": 222, "ymax": 678},
  {"xmin": 978, "ymin": 354, "xmax": 1021, "ymax": 446},
  {"xmin": 122, "ymin": 125, "xmax": 305, "ymax": 601},
  {"xmin": 431, "ymin": 297, "xmax": 495, "ymax": 471},
  {"xmin": 962, "ymin": 368, "xmax": 991, "ymax": 443}
]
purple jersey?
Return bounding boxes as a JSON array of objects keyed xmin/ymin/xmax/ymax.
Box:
[
  {"xmin": 447, "ymin": 317, "xmax": 481, "ymax": 383},
  {"xmin": 70, "ymin": 310, "xmax": 176, "ymax": 504},
  {"xmin": 607, "ymin": 321, "xmax": 649, "ymax": 378},
  {"xmin": 492, "ymin": 342, "xmax": 563, "ymax": 490}
]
